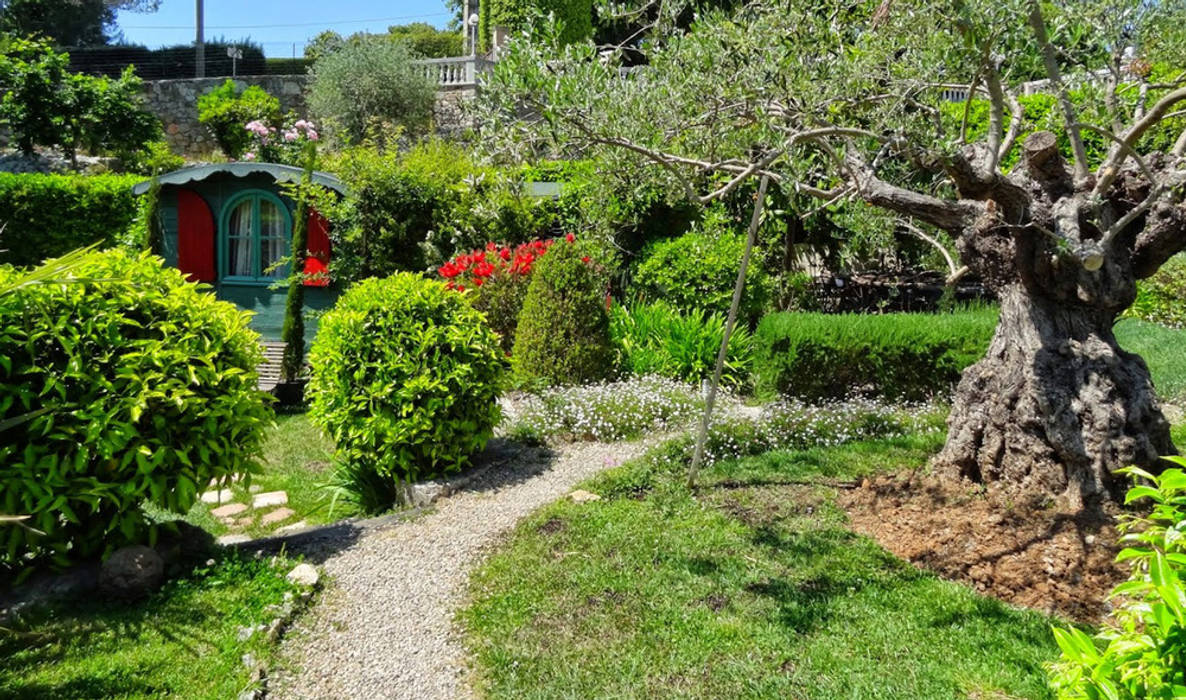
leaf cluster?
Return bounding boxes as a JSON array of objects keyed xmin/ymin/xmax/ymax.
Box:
[
  {"xmin": 0, "ymin": 249, "xmax": 272, "ymax": 573},
  {"xmin": 0, "ymin": 36, "xmax": 160, "ymax": 162},
  {"xmin": 512, "ymin": 239, "xmax": 614, "ymax": 385},
  {"xmin": 196, "ymin": 79, "xmax": 282, "ymax": 160},
  {"xmin": 1047, "ymin": 460, "xmax": 1186, "ymax": 699},
  {"xmin": 0, "ymin": 171, "xmax": 142, "ymax": 265},
  {"xmin": 307, "ymin": 273, "xmax": 507, "ymax": 509}
]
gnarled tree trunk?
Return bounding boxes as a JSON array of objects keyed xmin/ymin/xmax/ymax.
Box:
[
  {"xmin": 934, "ymin": 286, "xmax": 1173, "ymax": 503},
  {"xmin": 921, "ymin": 132, "xmax": 1184, "ymax": 504}
]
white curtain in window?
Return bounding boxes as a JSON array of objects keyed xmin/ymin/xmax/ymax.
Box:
[
  {"xmin": 259, "ymin": 200, "xmax": 286, "ymax": 278},
  {"xmin": 227, "ymin": 200, "xmax": 253, "ymax": 277}
]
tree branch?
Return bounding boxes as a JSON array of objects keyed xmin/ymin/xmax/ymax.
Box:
[
  {"xmin": 998, "ymin": 92, "xmax": 1024, "ymax": 165},
  {"xmin": 1027, "ymin": 0, "xmax": 1090, "ymax": 184},
  {"xmin": 901, "ymin": 220, "xmax": 961, "ymax": 278},
  {"xmin": 844, "ymin": 152, "xmax": 983, "ymax": 233},
  {"xmin": 1096, "ymin": 87, "xmax": 1186, "ymax": 194},
  {"xmin": 985, "ymin": 62, "xmax": 1006, "ymax": 172}
]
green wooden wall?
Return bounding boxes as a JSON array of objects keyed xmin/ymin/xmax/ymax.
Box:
[{"xmin": 158, "ymin": 173, "xmax": 339, "ymax": 344}]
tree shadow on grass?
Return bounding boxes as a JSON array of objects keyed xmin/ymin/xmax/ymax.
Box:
[
  {"xmin": 0, "ymin": 673, "xmax": 167, "ymax": 700},
  {"xmin": 0, "ymin": 587, "xmax": 225, "ymax": 685}
]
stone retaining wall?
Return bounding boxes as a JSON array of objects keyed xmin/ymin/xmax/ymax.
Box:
[
  {"xmin": 144, "ymin": 75, "xmax": 309, "ymax": 157},
  {"xmin": 1, "ymin": 75, "xmax": 479, "ymax": 158}
]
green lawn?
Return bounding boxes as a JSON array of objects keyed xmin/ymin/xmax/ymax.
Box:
[
  {"xmin": 151, "ymin": 413, "xmax": 355, "ymax": 538},
  {"xmin": 462, "ymin": 431, "xmax": 1062, "ymax": 699},
  {"xmin": 0, "ymin": 555, "xmax": 300, "ymax": 699},
  {"xmin": 1115, "ymin": 318, "xmax": 1186, "ymax": 402}
]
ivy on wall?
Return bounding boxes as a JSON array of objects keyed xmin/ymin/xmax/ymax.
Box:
[{"xmin": 479, "ymin": 0, "xmax": 593, "ymax": 51}]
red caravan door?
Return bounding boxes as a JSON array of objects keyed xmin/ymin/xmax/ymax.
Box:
[
  {"xmin": 175, "ymin": 188, "xmax": 216, "ymax": 282},
  {"xmin": 303, "ymin": 208, "xmax": 331, "ymax": 286}
]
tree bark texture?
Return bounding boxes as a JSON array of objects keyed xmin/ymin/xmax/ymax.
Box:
[{"xmin": 861, "ymin": 132, "xmax": 1186, "ymax": 504}]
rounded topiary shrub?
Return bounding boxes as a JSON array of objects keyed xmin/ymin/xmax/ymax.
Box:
[
  {"xmin": 308, "ymin": 273, "xmax": 506, "ymax": 509},
  {"xmin": 0, "ymin": 249, "xmax": 272, "ymax": 572},
  {"xmin": 633, "ymin": 212, "xmax": 770, "ymax": 325},
  {"xmin": 512, "ymin": 239, "xmax": 613, "ymax": 385}
]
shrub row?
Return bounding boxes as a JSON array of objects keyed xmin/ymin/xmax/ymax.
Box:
[
  {"xmin": 0, "ymin": 173, "xmax": 142, "ymax": 266},
  {"xmin": 752, "ymin": 309, "xmax": 998, "ymax": 401}
]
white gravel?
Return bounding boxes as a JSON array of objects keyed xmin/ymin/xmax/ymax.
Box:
[{"xmin": 271, "ymin": 438, "xmax": 653, "ymax": 699}]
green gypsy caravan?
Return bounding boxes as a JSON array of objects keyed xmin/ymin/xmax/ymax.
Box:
[{"xmin": 133, "ymin": 163, "xmax": 345, "ymax": 344}]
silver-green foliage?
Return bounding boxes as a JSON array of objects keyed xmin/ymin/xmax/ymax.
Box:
[
  {"xmin": 1047, "ymin": 460, "xmax": 1186, "ymax": 699},
  {"xmin": 307, "ymin": 273, "xmax": 507, "ymax": 507},
  {"xmin": 307, "ymin": 36, "xmax": 435, "ymax": 145},
  {"xmin": 0, "ymin": 249, "xmax": 272, "ymax": 571}
]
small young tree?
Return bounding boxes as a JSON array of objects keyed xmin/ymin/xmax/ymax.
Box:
[
  {"xmin": 307, "ymin": 35, "xmax": 435, "ymax": 146},
  {"xmin": 0, "ymin": 34, "xmax": 70, "ymax": 156},
  {"xmin": 0, "ymin": 36, "xmax": 160, "ymax": 163},
  {"xmin": 477, "ymin": 0, "xmax": 1186, "ymax": 505}
]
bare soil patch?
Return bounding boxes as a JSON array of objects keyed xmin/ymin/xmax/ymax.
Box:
[{"xmin": 838, "ymin": 474, "xmax": 1128, "ymax": 622}]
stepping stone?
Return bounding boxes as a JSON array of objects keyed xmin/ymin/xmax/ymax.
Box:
[
  {"xmin": 569, "ymin": 489, "xmax": 602, "ymax": 504},
  {"xmin": 201, "ymin": 488, "xmax": 234, "ymax": 504},
  {"xmin": 260, "ymin": 507, "xmax": 296, "ymax": 526},
  {"xmin": 276, "ymin": 520, "xmax": 309, "ymax": 534},
  {"xmin": 217, "ymin": 534, "xmax": 251, "ymax": 545},
  {"xmin": 252, "ymin": 491, "xmax": 288, "ymax": 509},
  {"xmin": 211, "ymin": 502, "xmax": 248, "ymax": 519},
  {"xmin": 232, "ymin": 517, "xmax": 255, "ymax": 528}
]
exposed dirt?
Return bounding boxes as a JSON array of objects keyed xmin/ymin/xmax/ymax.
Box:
[{"xmin": 838, "ymin": 474, "xmax": 1129, "ymax": 623}]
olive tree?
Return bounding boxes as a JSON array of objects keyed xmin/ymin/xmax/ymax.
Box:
[{"xmin": 476, "ymin": 0, "xmax": 1186, "ymax": 505}]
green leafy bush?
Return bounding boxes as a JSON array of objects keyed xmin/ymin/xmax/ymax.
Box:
[
  {"xmin": 753, "ymin": 309, "xmax": 997, "ymax": 401},
  {"xmin": 388, "ymin": 22, "xmax": 464, "ymax": 58},
  {"xmin": 1047, "ymin": 459, "xmax": 1186, "ymax": 699},
  {"xmin": 610, "ymin": 301, "xmax": 753, "ymax": 389},
  {"xmin": 632, "ymin": 211, "xmax": 771, "ymax": 325},
  {"xmin": 512, "ymin": 240, "xmax": 613, "ymax": 385},
  {"xmin": 307, "ymin": 36, "xmax": 435, "ymax": 145},
  {"xmin": 196, "ymin": 80, "xmax": 282, "ymax": 159},
  {"xmin": 0, "ymin": 35, "xmax": 71, "ymax": 156},
  {"xmin": 1126, "ymin": 255, "xmax": 1186, "ymax": 329},
  {"xmin": 308, "ymin": 273, "xmax": 506, "ymax": 509},
  {"xmin": 0, "ymin": 249, "xmax": 272, "ymax": 572},
  {"xmin": 327, "ymin": 142, "xmax": 565, "ymax": 283},
  {"xmin": 0, "ymin": 173, "xmax": 141, "ymax": 266},
  {"xmin": 0, "ymin": 37, "xmax": 160, "ymax": 162}
]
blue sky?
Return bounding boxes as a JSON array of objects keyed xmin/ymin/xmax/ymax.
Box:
[{"xmin": 115, "ymin": 1, "xmax": 454, "ymax": 57}]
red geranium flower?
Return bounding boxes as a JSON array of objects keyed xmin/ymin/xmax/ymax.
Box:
[{"xmin": 565, "ymin": 233, "xmax": 575, "ymax": 243}]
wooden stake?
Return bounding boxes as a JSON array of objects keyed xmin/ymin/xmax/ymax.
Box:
[{"xmin": 687, "ymin": 175, "xmax": 770, "ymax": 489}]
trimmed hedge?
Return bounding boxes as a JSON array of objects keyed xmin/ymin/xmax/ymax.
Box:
[
  {"xmin": 0, "ymin": 249, "xmax": 272, "ymax": 571},
  {"xmin": 0, "ymin": 173, "xmax": 141, "ymax": 266},
  {"xmin": 753, "ymin": 309, "xmax": 998, "ymax": 401}
]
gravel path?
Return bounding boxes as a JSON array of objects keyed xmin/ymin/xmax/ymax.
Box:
[{"xmin": 270, "ymin": 438, "xmax": 653, "ymax": 699}]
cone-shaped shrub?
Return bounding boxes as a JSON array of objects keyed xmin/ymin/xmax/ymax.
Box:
[
  {"xmin": 308, "ymin": 273, "xmax": 506, "ymax": 510},
  {"xmin": 511, "ymin": 239, "xmax": 612, "ymax": 385}
]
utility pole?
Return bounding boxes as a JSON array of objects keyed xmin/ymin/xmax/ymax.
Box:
[{"xmin": 195, "ymin": 0, "xmax": 205, "ymax": 78}]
